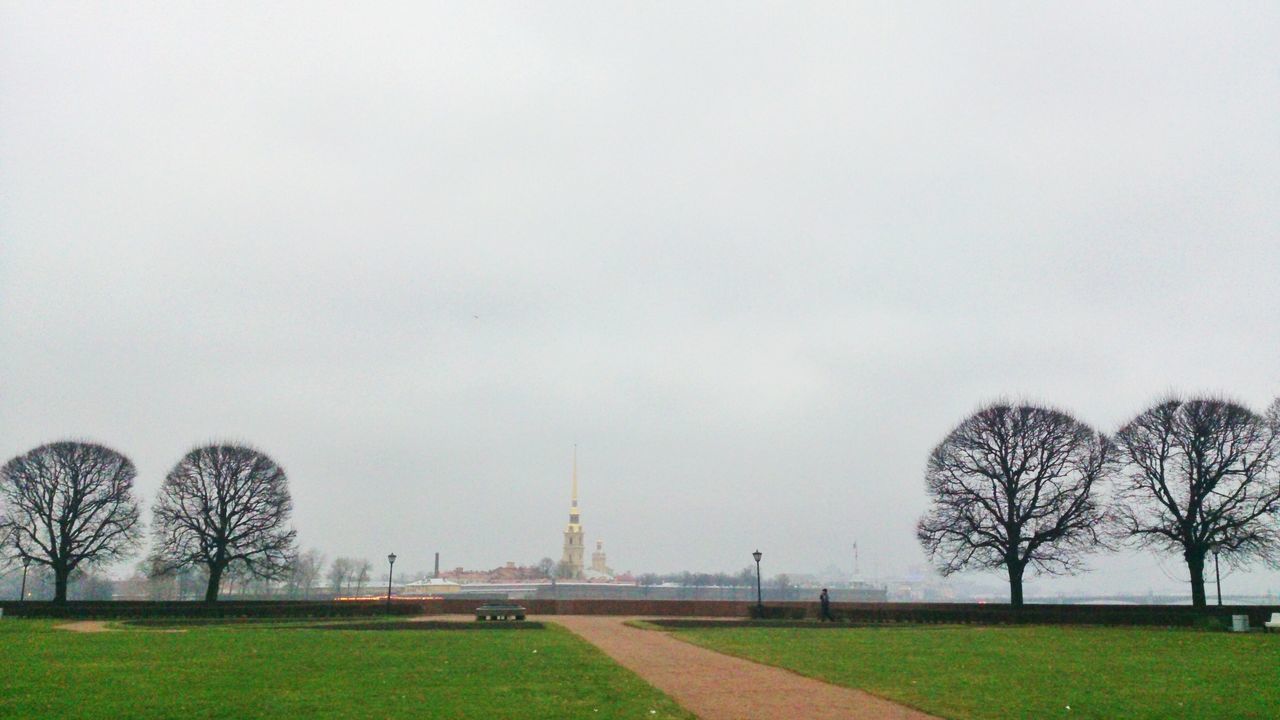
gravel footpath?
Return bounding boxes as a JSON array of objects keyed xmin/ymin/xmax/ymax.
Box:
[{"xmin": 555, "ymin": 616, "xmax": 942, "ymax": 720}]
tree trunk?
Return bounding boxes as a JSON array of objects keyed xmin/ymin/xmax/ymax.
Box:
[
  {"xmin": 205, "ymin": 563, "xmax": 224, "ymax": 603},
  {"xmin": 54, "ymin": 566, "xmax": 69, "ymax": 603},
  {"xmin": 1007, "ymin": 562, "xmax": 1025, "ymax": 607},
  {"xmin": 1187, "ymin": 552, "xmax": 1207, "ymax": 608}
]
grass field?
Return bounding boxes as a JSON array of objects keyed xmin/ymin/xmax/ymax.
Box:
[
  {"xmin": 673, "ymin": 624, "xmax": 1280, "ymax": 720},
  {"xmin": 0, "ymin": 620, "xmax": 692, "ymax": 719}
]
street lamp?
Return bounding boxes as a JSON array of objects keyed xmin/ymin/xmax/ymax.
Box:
[
  {"xmin": 1210, "ymin": 543, "xmax": 1222, "ymax": 606},
  {"xmin": 20, "ymin": 557, "xmax": 31, "ymax": 603},
  {"xmin": 752, "ymin": 550, "xmax": 763, "ymax": 612},
  {"xmin": 386, "ymin": 553, "xmax": 397, "ymax": 614}
]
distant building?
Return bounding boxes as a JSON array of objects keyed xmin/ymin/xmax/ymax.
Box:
[
  {"xmin": 440, "ymin": 562, "xmax": 548, "ymax": 584},
  {"xmin": 587, "ymin": 540, "xmax": 613, "ymax": 579},
  {"xmin": 401, "ymin": 577, "xmax": 462, "ymax": 595}
]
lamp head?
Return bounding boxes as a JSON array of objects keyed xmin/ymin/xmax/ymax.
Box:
[
  {"xmin": 388, "ymin": 553, "xmax": 397, "ymax": 565},
  {"xmin": 752, "ymin": 550, "xmax": 762, "ymax": 563}
]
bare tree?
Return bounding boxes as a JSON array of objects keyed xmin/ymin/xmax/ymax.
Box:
[
  {"xmin": 554, "ymin": 560, "xmax": 577, "ymax": 579},
  {"xmin": 327, "ymin": 557, "xmax": 354, "ymax": 596},
  {"xmin": 286, "ymin": 548, "xmax": 325, "ymax": 599},
  {"xmin": 1112, "ymin": 397, "xmax": 1280, "ymax": 607},
  {"xmin": 221, "ymin": 561, "xmax": 262, "ymax": 598},
  {"xmin": 150, "ymin": 444, "xmax": 297, "ymax": 602},
  {"xmin": 176, "ymin": 564, "xmax": 210, "ymax": 600},
  {"xmin": 0, "ymin": 442, "xmax": 142, "ymax": 602},
  {"xmin": 916, "ymin": 404, "xmax": 1114, "ymax": 606},
  {"xmin": 354, "ymin": 558, "xmax": 372, "ymax": 595},
  {"xmin": 68, "ymin": 569, "xmax": 116, "ymax": 601},
  {"xmin": 771, "ymin": 573, "xmax": 795, "ymax": 600},
  {"xmin": 136, "ymin": 559, "xmax": 178, "ymax": 600}
]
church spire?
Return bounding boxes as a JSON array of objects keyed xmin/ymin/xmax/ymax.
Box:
[
  {"xmin": 562, "ymin": 445, "xmax": 585, "ymax": 579},
  {"xmin": 569, "ymin": 444, "xmax": 580, "ymax": 525}
]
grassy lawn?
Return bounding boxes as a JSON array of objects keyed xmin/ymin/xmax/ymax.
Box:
[
  {"xmin": 674, "ymin": 624, "xmax": 1280, "ymax": 720},
  {"xmin": 0, "ymin": 620, "xmax": 692, "ymax": 719}
]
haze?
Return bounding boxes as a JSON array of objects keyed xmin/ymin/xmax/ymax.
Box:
[{"xmin": 2, "ymin": 2, "xmax": 1278, "ymax": 596}]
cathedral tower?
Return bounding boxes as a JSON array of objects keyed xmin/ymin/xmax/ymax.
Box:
[
  {"xmin": 591, "ymin": 540, "xmax": 612, "ymax": 576},
  {"xmin": 560, "ymin": 447, "xmax": 585, "ymax": 579}
]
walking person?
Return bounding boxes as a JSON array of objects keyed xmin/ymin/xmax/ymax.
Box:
[{"xmin": 819, "ymin": 588, "xmax": 834, "ymax": 622}]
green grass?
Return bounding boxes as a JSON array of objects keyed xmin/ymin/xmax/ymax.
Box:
[
  {"xmin": 0, "ymin": 620, "xmax": 692, "ymax": 719},
  {"xmin": 673, "ymin": 624, "xmax": 1280, "ymax": 720}
]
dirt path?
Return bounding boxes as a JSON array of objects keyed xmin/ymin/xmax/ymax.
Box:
[
  {"xmin": 55, "ymin": 621, "xmax": 112, "ymax": 633},
  {"xmin": 555, "ymin": 616, "xmax": 941, "ymax": 720}
]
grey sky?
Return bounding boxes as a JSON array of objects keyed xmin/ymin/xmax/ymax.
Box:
[{"xmin": 2, "ymin": 3, "xmax": 1278, "ymax": 596}]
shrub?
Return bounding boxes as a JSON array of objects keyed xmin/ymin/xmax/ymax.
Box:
[{"xmin": 749, "ymin": 605, "xmax": 807, "ymax": 620}]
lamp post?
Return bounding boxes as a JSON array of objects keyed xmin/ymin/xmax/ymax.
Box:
[
  {"xmin": 386, "ymin": 553, "xmax": 397, "ymax": 614},
  {"xmin": 1210, "ymin": 544, "xmax": 1222, "ymax": 607},
  {"xmin": 20, "ymin": 557, "xmax": 31, "ymax": 603},
  {"xmin": 752, "ymin": 550, "xmax": 763, "ymax": 613}
]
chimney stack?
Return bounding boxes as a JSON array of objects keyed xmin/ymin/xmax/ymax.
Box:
[{"xmin": 433, "ymin": 552, "xmax": 440, "ymax": 578}]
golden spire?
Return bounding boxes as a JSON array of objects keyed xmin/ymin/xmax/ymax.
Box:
[{"xmin": 569, "ymin": 445, "xmax": 580, "ymax": 526}]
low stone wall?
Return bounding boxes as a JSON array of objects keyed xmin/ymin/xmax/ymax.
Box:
[
  {"xmin": 435, "ymin": 598, "xmax": 1280, "ymax": 626},
  {"xmin": 810, "ymin": 602, "xmax": 1280, "ymax": 628},
  {"xmin": 0, "ymin": 599, "xmax": 433, "ymax": 619},
  {"xmin": 2, "ymin": 598, "xmax": 1276, "ymax": 626},
  {"xmin": 433, "ymin": 598, "xmax": 749, "ymax": 617}
]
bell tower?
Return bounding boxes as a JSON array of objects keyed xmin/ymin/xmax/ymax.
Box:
[
  {"xmin": 560, "ymin": 447, "xmax": 585, "ymax": 579},
  {"xmin": 591, "ymin": 540, "xmax": 612, "ymax": 575}
]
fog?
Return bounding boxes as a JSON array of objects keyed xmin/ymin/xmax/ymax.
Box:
[{"xmin": 2, "ymin": 3, "xmax": 1278, "ymax": 597}]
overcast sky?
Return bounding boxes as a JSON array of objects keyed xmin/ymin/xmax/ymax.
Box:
[{"xmin": 2, "ymin": 3, "xmax": 1278, "ymax": 597}]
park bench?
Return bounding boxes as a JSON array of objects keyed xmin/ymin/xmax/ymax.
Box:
[
  {"xmin": 474, "ymin": 603, "xmax": 527, "ymax": 621},
  {"xmin": 1265, "ymin": 613, "xmax": 1280, "ymax": 632}
]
